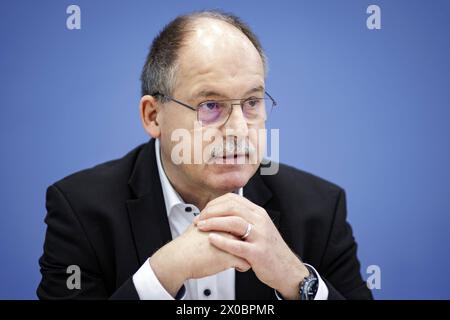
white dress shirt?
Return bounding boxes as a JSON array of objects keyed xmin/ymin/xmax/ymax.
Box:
[{"xmin": 132, "ymin": 138, "xmax": 328, "ymax": 300}]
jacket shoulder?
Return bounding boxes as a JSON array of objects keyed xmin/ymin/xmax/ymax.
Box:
[
  {"xmin": 261, "ymin": 162, "xmax": 344, "ymax": 204},
  {"xmin": 51, "ymin": 143, "xmax": 146, "ymax": 201}
]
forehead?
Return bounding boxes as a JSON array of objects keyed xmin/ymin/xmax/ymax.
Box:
[{"xmin": 174, "ymin": 18, "xmax": 265, "ymax": 98}]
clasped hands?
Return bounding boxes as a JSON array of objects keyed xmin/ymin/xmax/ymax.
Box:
[
  {"xmin": 150, "ymin": 193, "xmax": 309, "ymax": 299},
  {"xmin": 193, "ymin": 193, "xmax": 309, "ymax": 300}
]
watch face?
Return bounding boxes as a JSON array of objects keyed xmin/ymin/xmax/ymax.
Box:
[
  {"xmin": 305, "ymin": 279, "xmax": 318, "ymax": 296},
  {"xmin": 300, "ymin": 269, "xmax": 319, "ymax": 300}
]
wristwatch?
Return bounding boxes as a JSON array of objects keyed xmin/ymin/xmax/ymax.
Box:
[{"xmin": 299, "ymin": 265, "xmax": 319, "ymax": 300}]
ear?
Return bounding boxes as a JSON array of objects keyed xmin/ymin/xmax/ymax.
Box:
[{"xmin": 140, "ymin": 95, "xmax": 162, "ymax": 138}]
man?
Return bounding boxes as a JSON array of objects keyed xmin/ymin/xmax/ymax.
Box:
[{"xmin": 37, "ymin": 10, "xmax": 372, "ymax": 300}]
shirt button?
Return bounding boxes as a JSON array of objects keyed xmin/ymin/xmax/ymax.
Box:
[
  {"xmin": 185, "ymin": 207, "xmax": 192, "ymax": 213},
  {"xmin": 203, "ymin": 289, "xmax": 211, "ymax": 297}
]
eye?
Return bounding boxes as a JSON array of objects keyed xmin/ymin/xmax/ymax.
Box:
[
  {"xmin": 244, "ymin": 98, "xmax": 261, "ymax": 108},
  {"xmin": 202, "ymin": 101, "xmax": 220, "ymax": 111}
]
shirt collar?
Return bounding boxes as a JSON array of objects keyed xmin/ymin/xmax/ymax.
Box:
[
  {"xmin": 155, "ymin": 138, "xmax": 243, "ymax": 218},
  {"xmin": 155, "ymin": 138, "xmax": 184, "ymax": 217}
]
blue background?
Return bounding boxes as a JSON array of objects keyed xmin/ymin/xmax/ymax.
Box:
[{"xmin": 1, "ymin": 0, "xmax": 449, "ymax": 299}]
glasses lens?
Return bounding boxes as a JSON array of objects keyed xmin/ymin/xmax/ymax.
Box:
[
  {"xmin": 197, "ymin": 94, "xmax": 275, "ymax": 126},
  {"xmin": 243, "ymin": 98, "xmax": 274, "ymax": 122},
  {"xmin": 198, "ymin": 101, "xmax": 228, "ymax": 125}
]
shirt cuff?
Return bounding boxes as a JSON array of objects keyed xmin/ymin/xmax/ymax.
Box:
[
  {"xmin": 274, "ymin": 263, "xmax": 328, "ymax": 300},
  {"xmin": 132, "ymin": 258, "xmax": 186, "ymax": 300}
]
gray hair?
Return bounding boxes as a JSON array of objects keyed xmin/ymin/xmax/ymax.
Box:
[{"xmin": 140, "ymin": 10, "xmax": 268, "ymax": 101}]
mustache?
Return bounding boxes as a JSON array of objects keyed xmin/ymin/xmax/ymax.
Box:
[{"xmin": 210, "ymin": 139, "xmax": 256, "ymax": 158}]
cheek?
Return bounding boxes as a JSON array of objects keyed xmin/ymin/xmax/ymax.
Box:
[
  {"xmin": 248, "ymin": 125, "xmax": 266, "ymax": 161},
  {"xmin": 160, "ymin": 118, "xmax": 200, "ymax": 162}
]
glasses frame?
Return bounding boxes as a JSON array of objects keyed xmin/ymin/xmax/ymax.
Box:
[{"xmin": 152, "ymin": 91, "xmax": 277, "ymax": 126}]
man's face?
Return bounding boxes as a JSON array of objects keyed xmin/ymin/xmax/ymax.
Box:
[{"xmin": 158, "ymin": 18, "xmax": 266, "ymax": 195}]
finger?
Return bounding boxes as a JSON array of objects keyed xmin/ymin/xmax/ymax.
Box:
[
  {"xmin": 209, "ymin": 233, "xmax": 253, "ymax": 261},
  {"xmin": 197, "ymin": 202, "xmax": 258, "ymax": 224},
  {"xmin": 204, "ymin": 193, "xmax": 238, "ymax": 208},
  {"xmin": 205, "ymin": 193, "xmax": 258, "ymax": 212},
  {"xmin": 202, "ymin": 193, "xmax": 266, "ymax": 220},
  {"xmin": 197, "ymin": 216, "xmax": 249, "ymax": 238}
]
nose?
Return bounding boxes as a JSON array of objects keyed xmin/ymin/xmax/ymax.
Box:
[{"xmin": 223, "ymin": 103, "xmax": 249, "ymax": 137}]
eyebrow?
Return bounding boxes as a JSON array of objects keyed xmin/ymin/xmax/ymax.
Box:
[{"xmin": 193, "ymin": 85, "xmax": 265, "ymax": 100}]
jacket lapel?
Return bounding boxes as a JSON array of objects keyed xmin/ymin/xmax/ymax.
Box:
[{"xmin": 126, "ymin": 139, "xmax": 172, "ymax": 266}]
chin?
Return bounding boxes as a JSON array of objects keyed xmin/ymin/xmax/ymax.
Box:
[{"xmin": 206, "ymin": 164, "xmax": 256, "ymax": 192}]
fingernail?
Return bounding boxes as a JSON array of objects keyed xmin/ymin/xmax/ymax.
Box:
[{"xmin": 197, "ymin": 220, "xmax": 206, "ymax": 227}]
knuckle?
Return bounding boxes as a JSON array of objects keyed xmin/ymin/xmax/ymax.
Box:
[{"xmin": 257, "ymin": 208, "xmax": 268, "ymax": 218}]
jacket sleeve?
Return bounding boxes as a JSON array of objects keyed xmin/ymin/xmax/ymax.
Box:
[
  {"xmin": 319, "ymin": 189, "xmax": 374, "ymax": 300},
  {"xmin": 37, "ymin": 184, "xmax": 139, "ymax": 300}
]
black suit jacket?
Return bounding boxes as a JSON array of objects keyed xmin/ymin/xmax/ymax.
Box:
[{"xmin": 37, "ymin": 139, "xmax": 372, "ymax": 300}]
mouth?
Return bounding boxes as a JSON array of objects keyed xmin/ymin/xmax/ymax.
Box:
[
  {"xmin": 222, "ymin": 153, "xmax": 248, "ymax": 159},
  {"xmin": 212, "ymin": 153, "xmax": 250, "ymax": 165}
]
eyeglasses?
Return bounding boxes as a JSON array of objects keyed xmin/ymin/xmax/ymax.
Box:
[{"xmin": 152, "ymin": 91, "xmax": 277, "ymax": 127}]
